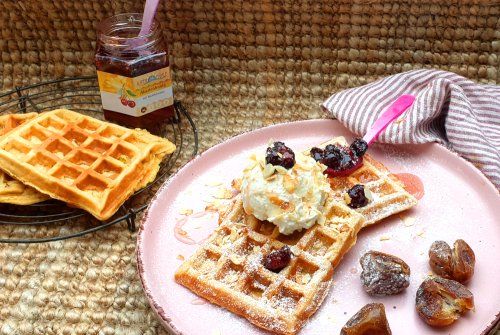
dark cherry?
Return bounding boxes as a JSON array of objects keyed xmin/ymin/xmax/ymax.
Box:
[
  {"xmin": 350, "ymin": 138, "xmax": 368, "ymax": 157},
  {"xmin": 265, "ymin": 141, "xmax": 295, "ymax": 169},
  {"xmin": 309, "ymin": 147, "xmax": 324, "ymax": 161},
  {"xmin": 264, "ymin": 245, "xmax": 292, "ymax": 272},
  {"xmin": 347, "ymin": 184, "xmax": 369, "ymax": 208}
]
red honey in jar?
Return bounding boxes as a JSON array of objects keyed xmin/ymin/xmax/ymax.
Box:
[{"xmin": 95, "ymin": 13, "xmax": 175, "ymax": 131}]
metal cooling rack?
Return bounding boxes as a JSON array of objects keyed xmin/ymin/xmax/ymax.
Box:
[{"xmin": 0, "ymin": 76, "xmax": 198, "ymax": 243}]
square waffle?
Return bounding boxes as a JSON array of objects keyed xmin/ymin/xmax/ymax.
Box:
[
  {"xmin": 175, "ymin": 193, "xmax": 365, "ymax": 335},
  {"xmin": 304, "ymin": 137, "xmax": 418, "ymax": 227},
  {"xmin": 0, "ymin": 113, "xmax": 50, "ymax": 205},
  {"xmin": 0, "ymin": 109, "xmax": 176, "ymax": 220}
]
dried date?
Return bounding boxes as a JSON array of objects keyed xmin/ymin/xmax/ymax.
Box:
[
  {"xmin": 415, "ymin": 276, "xmax": 474, "ymax": 326},
  {"xmin": 340, "ymin": 303, "xmax": 392, "ymax": 335},
  {"xmin": 428, "ymin": 239, "xmax": 475, "ymax": 283},
  {"xmin": 360, "ymin": 251, "xmax": 410, "ymax": 296}
]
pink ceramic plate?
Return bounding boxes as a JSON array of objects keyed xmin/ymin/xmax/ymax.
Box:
[{"xmin": 137, "ymin": 119, "xmax": 500, "ymax": 335}]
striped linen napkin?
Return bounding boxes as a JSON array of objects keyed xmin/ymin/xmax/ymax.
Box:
[{"xmin": 322, "ymin": 69, "xmax": 500, "ymax": 190}]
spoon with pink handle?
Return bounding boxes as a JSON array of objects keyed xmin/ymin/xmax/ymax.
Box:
[
  {"xmin": 139, "ymin": 0, "xmax": 160, "ymax": 36},
  {"xmin": 127, "ymin": 0, "xmax": 160, "ymax": 51},
  {"xmin": 318, "ymin": 94, "xmax": 416, "ymax": 177},
  {"xmin": 363, "ymin": 94, "xmax": 416, "ymax": 145}
]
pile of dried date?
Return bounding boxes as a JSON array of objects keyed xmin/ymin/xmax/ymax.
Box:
[
  {"xmin": 416, "ymin": 239, "xmax": 476, "ymax": 326},
  {"xmin": 340, "ymin": 239, "xmax": 476, "ymax": 333}
]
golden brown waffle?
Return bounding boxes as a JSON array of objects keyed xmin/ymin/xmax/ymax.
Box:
[
  {"xmin": 175, "ymin": 194, "xmax": 364, "ymax": 335},
  {"xmin": 305, "ymin": 137, "xmax": 418, "ymax": 227},
  {"xmin": 0, "ymin": 113, "xmax": 50, "ymax": 205},
  {"xmin": 0, "ymin": 109, "xmax": 176, "ymax": 220}
]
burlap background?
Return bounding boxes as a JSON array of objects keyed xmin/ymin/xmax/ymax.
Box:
[{"xmin": 0, "ymin": 0, "xmax": 499, "ymax": 334}]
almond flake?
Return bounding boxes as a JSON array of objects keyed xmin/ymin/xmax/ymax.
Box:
[
  {"xmin": 231, "ymin": 178, "xmax": 242, "ymax": 191},
  {"xmin": 265, "ymin": 174, "xmax": 277, "ymax": 181},
  {"xmin": 416, "ymin": 230, "xmax": 425, "ymax": 238},
  {"xmin": 262, "ymin": 164, "xmax": 276, "ymax": 178},
  {"xmin": 176, "ymin": 254, "xmax": 185, "ymax": 261},
  {"xmin": 283, "ymin": 174, "xmax": 298, "ymax": 193},
  {"xmin": 274, "ymin": 165, "xmax": 288, "ymax": 174},
  {"xmin": 364, "ymin": 187, "xmax": 374, "ymax": 202},
  {"xmin": 379, "ymin": 235, "xmax": 391, "ymax": 241},
  {"xmin": 191, "ymin": 298, "xmax": 207, "ymax": 305},
  {"xmin": 179, "ymin": 208, "xmax": 194, "ymax": 216},
  {"xmin": 212, "ymin": 187, "xmax": 234, "ymax": 199},
  {"xmin": 400, "ymin": 215, "xmax": 416, "ymax": 227},
  {"xmin": 205, "ymin": 180, "xmax": 223, "ymax": 187},
  {"xmin": 230, "ymin": 254, "xmax": 243, "ymax": 265},
  {"xmin": 244, "ymin": 159, "xmax": 258, "ymax": 171}
]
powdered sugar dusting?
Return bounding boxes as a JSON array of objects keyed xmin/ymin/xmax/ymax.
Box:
[{"xmin": 138, "ymin": 120, "xmax": 500, "ymax": 335}]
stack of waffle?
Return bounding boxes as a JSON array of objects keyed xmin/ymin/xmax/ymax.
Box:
[
  {"xmin": 0, "ymin": 109, "xmax": 176, "ymax": 220},
  {"xmin": 175, "ymin": 138, "xmax": 417, "ymax": 335}
]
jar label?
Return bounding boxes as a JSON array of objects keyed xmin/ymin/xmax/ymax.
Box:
[{"xmin": 96, "ymin": 67, "xmax": 173, "ymax": 117}]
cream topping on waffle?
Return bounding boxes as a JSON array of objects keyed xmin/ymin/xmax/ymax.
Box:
[{"xmin": 240, "ymin": 151, "xmax": 329, "ymax": 235}]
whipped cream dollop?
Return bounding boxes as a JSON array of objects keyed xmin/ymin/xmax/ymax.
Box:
[{"xmin": 240, "ymin": 150, "xmax": 330, "ymax": 235}]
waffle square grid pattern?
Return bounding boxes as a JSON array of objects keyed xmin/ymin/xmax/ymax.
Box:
[
  {"xmin": 0, "ymin": 112, "xmax": 50, "ymax": 204},
  {"xmin": 0, "ymin": 109, "xmax": 175, "ymax": 220},
  {"xmin": 175, "ymin": 195, "xmax": 365, "ymax": 335}
]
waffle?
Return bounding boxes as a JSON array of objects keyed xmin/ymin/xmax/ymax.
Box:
[
  {"xmin": 305, "ymin": 137, "xmax": 418, "ymax": 226},
  {"xmin": 175, "ymin": 193, "xmax": 365, "ymax": 335},
  {"xmin": 0, "ymin": 113, "xmax": 50, "ymax": 205},
  {"xmin": 0, "ymin": 109, "xmax": 176, "ymax": 220}
]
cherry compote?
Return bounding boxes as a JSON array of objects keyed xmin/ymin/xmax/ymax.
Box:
[
  {"xmin": 265, "ymin": 142, "xmax": 295, "ymax": 169},
  {"xmin": 310, "ymin": 138, "xmax": 368, "ymax": 177}
]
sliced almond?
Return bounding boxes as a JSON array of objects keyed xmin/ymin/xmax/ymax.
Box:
[
  {"xmin": 283, "ymin": 174, "xmax": 298, "ymax": 193},
  {"xmin": 364, "ymin": 187, "xmax": 374, "ymax": 202},
  {"xmin": 262, "ymin": 164, "xmax": 276, "ymax": 178},
  {"xmin": 400, "ymin": 215, "xmax": 416, "ymax": 227},
  {"xmin": 205, "ymin": 180, "xmax": 223, "ymax": 187},
  {"xmin": 179, "ymin": 208, "xmax": 194, "ymax": 216},
  {"xmin": 212, "ymin": 187, "xmax": 234, "ymax": 199}
]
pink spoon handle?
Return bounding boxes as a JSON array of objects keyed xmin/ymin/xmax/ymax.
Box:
[
  {"xmin": 362, "ymin": 94, "xmax": 416, "ymax": 145},
  {"xmin": 140, "ymin": 0, "xmax": 160, "ymax": 36}
]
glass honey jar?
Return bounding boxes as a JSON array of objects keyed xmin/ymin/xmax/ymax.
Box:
[{"xmin": 95, "ymin": 13, "xmax": 175, "ymax": 131}]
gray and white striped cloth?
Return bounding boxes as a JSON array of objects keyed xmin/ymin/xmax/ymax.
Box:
[{"xmin": 322, "ymin": 69, "xmax": 500, "ymax": 190}]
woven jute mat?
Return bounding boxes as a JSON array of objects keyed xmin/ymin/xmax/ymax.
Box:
[{"xmin": 0, "ymin": 0, "xmax": 499, "ymax": 334}]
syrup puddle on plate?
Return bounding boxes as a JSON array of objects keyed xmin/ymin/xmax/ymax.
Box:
[
  {"xmin": 174, "ymin": 210, "xmax": 219, "ymax": 245},
  {"xmin": 396, "ymin": 173, "xmax": 424, "ymax": 199}
]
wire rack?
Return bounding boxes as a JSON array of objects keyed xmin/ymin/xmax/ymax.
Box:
[{"xmin": 0, "ymin": 76, "xmax": 198, "ymax": 243}]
